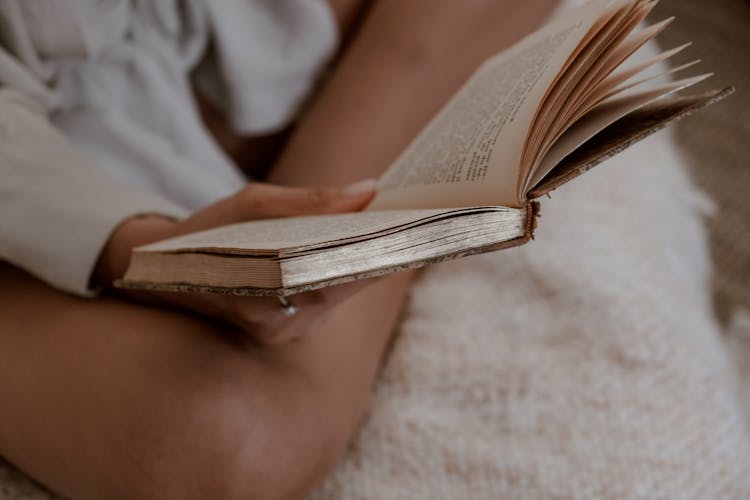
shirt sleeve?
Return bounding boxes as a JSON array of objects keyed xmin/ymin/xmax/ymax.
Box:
[
  {"xmin": 0, "ymin": 88, "xmax": 189, "ymax": 296},
  {"xmin": 194, "ymin": 0, "xmax": 339, "ymax": 134}
]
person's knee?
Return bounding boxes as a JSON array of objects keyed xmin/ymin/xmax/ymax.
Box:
[{"xmin": 128, "ymin": 361, "xmax": 361, "ymax": 500}]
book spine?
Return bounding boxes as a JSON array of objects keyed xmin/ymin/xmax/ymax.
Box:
[{"xmin": 526, "ymin": 200, "xmax": 541, "ymax": 241}]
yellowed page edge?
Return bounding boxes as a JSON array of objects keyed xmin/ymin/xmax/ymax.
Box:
[
  {"xmin": 528, "ymin": 73, "xmax": 712, "ymax": 188},
  {"xmin": 521, "ymin": 0, "xmax": 644, "ymax": 174},
  {"xmin": 525, "ymin": 57, "xmax": 702, "ymax": 188},
  {"xmin": 524, "ymin": 10, "xmax": 666, "ymax": 181},
  {"xmin": 135, "ymin": 209, "xmax": 478, "ymax": 255}
]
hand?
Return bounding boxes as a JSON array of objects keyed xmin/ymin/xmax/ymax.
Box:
[{"xmin": 95, "ymin": 180, "xmax": 379, "ymax": 344}]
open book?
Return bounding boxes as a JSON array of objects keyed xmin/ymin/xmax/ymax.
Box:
[{"xmin": 118, "ymin": 0, "xmax": 732, "ymax": 296}]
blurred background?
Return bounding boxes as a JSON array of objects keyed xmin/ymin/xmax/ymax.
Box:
[{"xmin": 652, "ymin": 0, "xmax": 750, "ymax": 411}]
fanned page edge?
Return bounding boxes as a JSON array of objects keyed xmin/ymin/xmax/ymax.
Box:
[
  {"xmin": 115, "ymin": 202, "xmax": 541, "ymax": 297},
  {"xmin": 527, "ymin": 87, "xmax": 734, "ymax": 199}
]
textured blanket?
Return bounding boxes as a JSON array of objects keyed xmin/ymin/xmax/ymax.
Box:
[
  {"xmin": 304, "ymin": 2, "xmax": 750, "ymax": 496},
  {"xmin": 303, "ymin": 129, "xmax": 750, "ymax": 499}
]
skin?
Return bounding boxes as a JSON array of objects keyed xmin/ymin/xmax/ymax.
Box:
[
  {"xmin": 0, "ymin": 1, "xmax": 559, "ymax": 499},
  {"xmin": 95, "ymin": 182, "xmax": 384, "ymax": 345}
]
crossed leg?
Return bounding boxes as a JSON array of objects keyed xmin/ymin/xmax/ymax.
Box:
[
  {"xmin": 0, "ymin": 1, "xmax": 558, "ymax": 499},
  {"xmin": 0, "ymin": 263, "xmax": 410, "ymax": 500}
]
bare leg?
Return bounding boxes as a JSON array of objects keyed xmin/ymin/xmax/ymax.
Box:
[
  {"xmin": 0, "ymin": 1, "xmax": 558, "ymax": 499},
  {"xmin": 270, "ymin": 0, "xmax": 559, "ymax": 186},
  {"xmin": 0, "ymin": 264, "xmax": 410, "ymax": 500}
]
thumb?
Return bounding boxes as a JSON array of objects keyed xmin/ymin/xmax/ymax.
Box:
[
  {"xmin": 170, "ymin": 179, "xmax": 378, "ymax": 237},
  {"xmin": 232, "ymin": 179, "xmax": 378, "ymax": 219}
]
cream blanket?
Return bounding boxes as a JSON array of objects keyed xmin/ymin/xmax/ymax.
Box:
[{"xmin": 305, "ymin": 131, "xmax": 750, "ymax": 499}]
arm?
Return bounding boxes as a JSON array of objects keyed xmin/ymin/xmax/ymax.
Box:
[
  {"xmin": 0, "ymin": 6, "xmax": 191, "ymax": 294},
  {"xmin": 0, "ymin": 89, "xmax": 188, "ymax": 295},
  {"xmin": 0, "ymin": 32, "xmax": 376, "ymax": 345},
  {"xmin": 270, "ymin": 0, "xmax": 561, "ymax": 186},
  {"xmin": 96, "ymin": 180, "xmax": 378, "ymax": 344},
  {"xmin": 0, "ymin": 86, "xmax": 378, "ymax": 343}
]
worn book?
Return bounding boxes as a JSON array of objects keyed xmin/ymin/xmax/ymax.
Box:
[{"xmin": 118, "ymin": 0, "xmax": 733, "ymax": 296}]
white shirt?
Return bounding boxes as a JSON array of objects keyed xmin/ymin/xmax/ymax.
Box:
[{"xmin": 0, "ymin": 0, "xmax": 338, "ymax": 294}]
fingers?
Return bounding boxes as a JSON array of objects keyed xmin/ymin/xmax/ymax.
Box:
[
  {"xmin": 231, "ymin": 180, "xmax": 378, "ymax": 220},
  {"xmin": 319, "ymin": 276, "xmax": 383, "ymax": 305},
  {"xmin": 150, "ymin": 277, "xmax": 385, "ymax": 346},
  {"xmin": 230, "ymin": 292, "xmax": 330, "ymax": 345},
  {"xmin": 171, "ymin": 179, "xmax": 377, "ymax": 236},
  {"xmin": 147, "ymin": 179, "xmax": 381, "ymax": 343},
  {"xmin": 239, "ymin": 279, "xmax": 385, "ymax": 345}
]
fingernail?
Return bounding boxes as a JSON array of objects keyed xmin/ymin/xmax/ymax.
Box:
[{"xmin": 343, "ymin": 178, "xmax": 377, "ymax": 196}]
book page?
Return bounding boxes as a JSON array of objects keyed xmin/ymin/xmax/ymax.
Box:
[
  {"xmin": 521, "ymin": 0, "xmax": 640, "ymax": 181},
  {"xmin": 588, "ymin": 58, "xmax": 699, "ymax": 109},
  {"xmin": 586, "ymin": 42, "xmax": 692, "ymax": 105},
  {"xmin": 135, "ymin": 208, "xmax": 493, "ymax": 255},
  {"xmin": 528, "ymin": 87, "xmax": 734, "ymax": 198},
  {"xmin": 566, "ymin": 16, "xmax": 674, "ymax": 114},
  {"xmin": 528, "ymin": 73, "xmax": 711, "ymax": 188},
  {"xmin": 525, "ymin": 15, "xmax": 672, "ymax": 174},
  {"xmin": 367, "ymin": 0, "xmax": 612, "ymax": 210}
]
